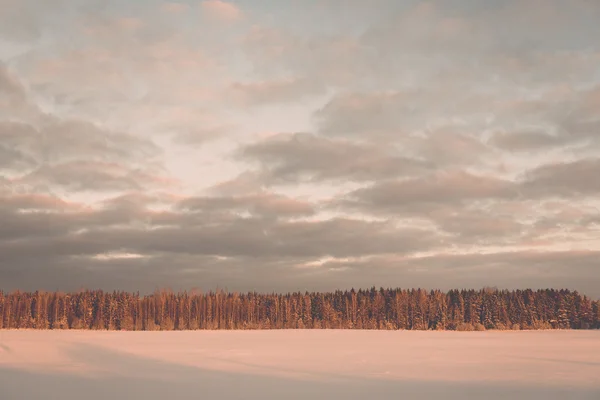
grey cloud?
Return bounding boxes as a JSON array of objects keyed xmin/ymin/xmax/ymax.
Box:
[
  {"xmin": 20, "ymin": 161, "xmax": 171, "ymax": 192},
  {"xmin": 0, "ymin": 198, "xmax": 92, "ymax": 242},
  {"xmin": 243, "ymin": 26, "xmax": 369, "ymax": 88},
  {"xmin": 562, "ymin": 119, "xmax": 600, "ymax": 145},
  {"xmin": 309, "ymin": 249, "xmax": 600, "ymax": 299},
  {"xmin": 179, "ymin": 192, "xmax": 316, "ymax": 219},
  {"xmin": 237, "ymin": 132, "xmax": 430, "ymax": 184},
  {"xmin": 339, "ymin": 170, "xmax": 518, "ymax": 214},
  {"xmin": 413, "ymin": 249, "xmax": 600, "ymax": 292},
  {"xmin": 0, "ymin": 15, "xmax": 40, "ymax": 42},
  {"xmin": 361, "ymin": 2, "xmax": 486, "ymax": 58},
  {"xmin": 360, "ymin": 0, "xmax": 600, "ymax": 82},
  {"xmin": 582, "ymin": 215, "xmax": 600, "ymax": 228},
  {"xmin": 338, "ymin": 159, "xmax": 600, "ymax": 218},
  {"xmin": 10, "ymin": 12, "xmax": 221, "ymax": 114},
  {"xmin": 489, "ymin": 131, "xmax": 563, "ymax": 152},
  {"xmin": 0, "ymin": 63, "xmax": 27, "ymax": 100},
  {"xmin": 314, "ymin": 88, "xmax": 499, "ymax": 141},
  {"xmin": 0, "ymin": 145, "xmax": 36, "ymax": 170},
  {"xmin": 522, "ymin": 158, "xmax": 600, "ymax": 198},
  {"xmin": 209, "ymin": 171, "xmax": 266, "ymax": 196},
  {"xmin": 0, "ymin": 121, "xmax": 41, "ymax": 170},
  {"xmin": 0, "ymin": 66, "xmax": 167, "ymax": 195},
  {"xmin": 556, "ymin": 87, "xmax": 600, "ymax": 147},
  {"xmin": 330, "ymin": 157, "xmax": 600, "ymax": 245},
  {"xmin": 0, "ymin": 192, "xmax": 74, "ymax": 211},
  {"xmin": 171, "ymin": 125, "xmax": 232, "ymax": 146},
  {"xmin": 81, "ymin": 216, "xmax": 437, "ymax": 260},
  {"xmin": 45, "ymin": 246, "xmax": 597, "ymax": 298},
  {"xmin": 3, "ymin": 247, "xmax": 599, "ymax": 296},
  {"xmin": 232, "ymin": 130, "xmax": 492, "ymax": 192},
  {"xmin": 0, "ymin": 206, "xmax": 441, "ymax": 276},
  {"xmin": 244, "ymin": 1, "xmax": 600, "ymax": 100},
  {"xmin": 2, "ymin": 0, "xmax": 600, "ymax": 295},
  {"xmin": 0, "ymin": 64, "xmax": 38, "ymax": 119},
  {"xmin": 482, "ymin": 199, "xmax": 598, "ymax": 239},
  {"xmin": 577, "ymin": 86, "xmax": 600, "ymax": 118},
  {"xmin": 0, "ymin": 191, "xmax": 178, "ymax": 243},
  {"xmin": 264, "ymin": 218, "xmax": 438, "ymax": 259},
  {"xmin": 411, "ymin": 129, "xmax": 490, "ymax": 167},
  {"xmin": 229, "ymin": 77, "xmax": 325, "ymax": 106},
  {"xmin": 38, "ymin": 119, "xmax": 161, "ymax": 164},
  {"xmin": 0, "ymin": 119, "xmax": 166, "ymax": 192},
  {"xmin": 0, "ymin": 0, "xmax": 68, "ymax": 42},
  {"xmin": 101, "ymin": 191, "xmax": 179, "ymax": 210},
  {"xmin": 364, "ymin": 1, "xmax": 600, "ymax": 56},
  {"xmin": 315, "ymin": 91, "xmax": 420, "ymax": 137},
  {"xmin": 0, "ymin": 208, "xmax": 78, "ymax": 241},
  {"xmin": 430, "ymin": 208, "xmax": 524, "ymax": 243},
  {"xmin": 485, "ymin": 85, "xmax": 600, "ymax": 152},
  {"xmin": 0, "ymin": 252, "xmax": 328, "ymax": 294},
  {"xmin": 312, "ymin": 83, "xmax": 598, "ymax": 162},
  {"xmin": 0, "ymin": 186, "xmax": 440, "ymax": 271},
  {"xmin": 243, "ymin": 1, "xmax": 600, "ymax": 158},
  {"xmin": 1, "ymin": 119, "xmax": 160, "ymax": 170}
]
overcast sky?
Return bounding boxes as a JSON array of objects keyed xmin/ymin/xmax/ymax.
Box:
[{"xmin": 1, "ymin": 0, "xmax": 600, "ymax": 297}]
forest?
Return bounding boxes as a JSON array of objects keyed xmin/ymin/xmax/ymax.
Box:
[{"xmin": 1, "ymin": 288, "xmax": 599, "ymax": 331}]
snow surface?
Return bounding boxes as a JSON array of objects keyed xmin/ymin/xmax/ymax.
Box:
[{"xmin": 1, "ymin": 330, "xmax": 599, "ymax": 399}]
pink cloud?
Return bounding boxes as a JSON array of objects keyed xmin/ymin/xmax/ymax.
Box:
[
  {"xmin": 201, "ymin": 0, "xmax": 243, "ymax": 22},
  {"xmin": 161, "ymin": 2, "xmax": 190, "ymax": 14}
]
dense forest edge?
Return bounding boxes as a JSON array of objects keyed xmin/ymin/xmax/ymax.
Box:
[{"xmin": 1, "ymin": 288, "xmax": 599, "ymax": 331}]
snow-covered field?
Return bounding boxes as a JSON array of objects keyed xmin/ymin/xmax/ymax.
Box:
[{"xmin": 1, "ymin": 330, "xmax": 599, "ymax": 399}]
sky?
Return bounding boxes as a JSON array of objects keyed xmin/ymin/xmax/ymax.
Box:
[{"xmin": 1, "ymin": 0, "xmax": 600, "ymax": 297}]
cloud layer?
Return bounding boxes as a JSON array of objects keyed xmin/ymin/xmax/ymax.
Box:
[{"xmin": 1, "ymin": 0, "xmax": 600, "ymax": 297}]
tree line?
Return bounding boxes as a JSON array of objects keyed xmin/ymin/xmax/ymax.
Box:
[{"xmin": 1, "ymin": 288, "xmax": 599, "ymax": 331}]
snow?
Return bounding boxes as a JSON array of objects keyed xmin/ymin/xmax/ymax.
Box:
[{"xmin": 1, "ymin": 330, "xmax": 599, "ymax": 399}]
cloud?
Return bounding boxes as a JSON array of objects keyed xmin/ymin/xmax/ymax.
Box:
[
  {"xmin": 20, "ymin": 161, "xmax": 176, "ymax": 193},
  {"xmin": 21, "ymin": 42, "xmax": 215, "ymax": 106},
  {"xmin": 241, "ymin": 1, "xmax": 600, "ymax": 105},
  {"xmin": 201, "ymin": 0, "xmax": 243, "ymax": 22},
  {"xmin": 316, "ymin": 91, "xmax": 410, "ymax": 137},
  {"xmin": 170, "ymin": 125, "xmax": 233, "ymax": 146},
  {"xmin": 229, "ymin": 77, "xmax": 324, "ymax": 106},
  {"xmin": 242, "ymin": 25, "xmax": 366, "ymax": 87},
  {"xmin": 179, "ymin": 192, "xmax": 316, "ymax": 219},
  {"xmin": 209, "ymin": 171, "xmax": 266, "ymax": 196},
  {"xmin": 304, "ymin": 249, "xmax": 600, "ymax": 298},
  {"xmin": 315, "ymin": 89, "xmax": 495, "ymax": 139},
  {"xmin": 485, "ymin": 85, "xmax": 600, "ymax": 153},
  {"xmin": 5, "ymin": 235, "xmax": 598, "ymax": 295},
  {"xmin": 0, "ymin": 192, "xmax": 77, "ymax": 211},
  {"xmin": 0, "ymin": 63, "xmax": 168, "ymax": 196},
  {"xmin": 40, "ymin": 119, "xmax": 160, "ymax": 164},
  {"xmin": 0, "ymin": 117, "xmax": 164, "ymax": 188},
  {"xmin": 0, "ymin": 188, "xmax": 443, "ymax": 293},
  {"xmin": 361, "ymin": 1, "xmax": 600, "ymax": 60},
  {"xmin": 0, "ymin": 63, "xmax": 26, "ymax": 100},
  {"xmin": 489, "ymin": 131, "xmax": 563, "ymax": 152},
  {"xmin": 339, "ymin": 170, "xmax": 518, "ymax": 214},
  {"xmin": 0, "ymin": 63, "xmax": 38, "ymax": 120},
  {"xmin": 0, "ymin": 0, "xmax": 54, "ymax": 42},
  {"xmin": 522, "ymin": 158, "xmax": 600, "ymax": 198},
  {"xmin": 336, "ymin": 157, "xmax": 600, "ymax": 218},
  {"xmin": 1, "ymin": 0, "xmax": 600, "ymax": 295},
  {"xmin": 160, "ymin": 2, "xmax": 190, "ymax": 14},
  {"xmin": 430, "ymin": 207, "xmax": 524, "ymax": 243},
  {"xmin": 410, "ymin": 129, "xmax": 490, "ymax": 167},
  {"xmin": 0, "ymin": 123, "xmax": 39, "ymax": 169},
  {"xmin": 236, "ymin": 132, "xmax": 430, "ymax": 185}
]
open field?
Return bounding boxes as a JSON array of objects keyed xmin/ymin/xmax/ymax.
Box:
[{"xmin": 1, "ymin": 330, "xmax": 599, "ymax": 399}]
